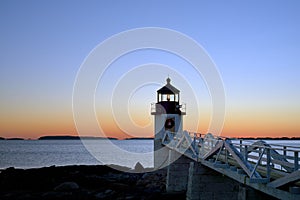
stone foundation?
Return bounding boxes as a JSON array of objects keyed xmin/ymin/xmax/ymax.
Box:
[
  {"xmin": 187, "ymin": 162, "xmax": 239, "ymax": 200},
  {"xmin": 166, "ymin": 150, "xmax": 191, "ymax": 192},
  {"xmin": 165, "ymin": 151, "xmax": 276, "ymax": 199}
]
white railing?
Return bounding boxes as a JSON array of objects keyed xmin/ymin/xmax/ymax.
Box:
[{"xmin": 161, "ymin": 130, "xmax": 300, "ymax": 190}]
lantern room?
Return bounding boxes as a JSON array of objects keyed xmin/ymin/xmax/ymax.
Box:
[{"xmin": 152, "ymin": 77, "xmax": 185, "ymax": 115}]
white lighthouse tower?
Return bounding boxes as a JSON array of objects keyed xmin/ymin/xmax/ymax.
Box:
[{"xmin": 151, "ymin": 77, "xmax": 186, "ymax": 169}]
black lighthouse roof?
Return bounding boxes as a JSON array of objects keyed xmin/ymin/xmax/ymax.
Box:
[{"xmin": 157, "ymin": 77, "xmax": 180, "ymax": 94}]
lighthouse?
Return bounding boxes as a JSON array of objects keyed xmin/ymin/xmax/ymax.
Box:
[{"xmin": 151, "ymin": 77, "xmax": 186, "ymax": 169}]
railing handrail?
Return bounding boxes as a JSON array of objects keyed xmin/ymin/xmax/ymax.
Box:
[
  {"xmin": 162, "ymin": 130, "xmax": 300, "ymax": 168},
  {"xmin": 161, "ymin": 129, "xmax": 300, "ymax": 198},
  {"xmin": 185, "ymin": 131, "xmax": 300, "ymax": 152}
]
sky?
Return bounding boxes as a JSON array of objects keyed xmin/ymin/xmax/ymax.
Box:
[{"xmin": 0, "ymin": 0, "xmax": 300, "ymax": 139}]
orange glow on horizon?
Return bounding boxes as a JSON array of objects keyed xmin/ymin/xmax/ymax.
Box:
[{"xmin": 0, "ymin": 104, "xmax": 299, "ymax": 139}]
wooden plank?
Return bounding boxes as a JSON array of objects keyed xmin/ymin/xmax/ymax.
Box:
[
  {"xmin": 183, "ymin": 131, "xmax": 197, "ymax": 156},
  {"xmin": 247, "ymin": 154, "xmax": 295, "ymax": 169},
  {"xmin": 246, "ymin": 149, "xmax": 297, "ymax": 161},
  {"xmin": 250, "ymin": 148, "xmax": 265, "ymax": 178},
  {"xmin": 201, "ymin": 160, "xmax": 298, "ymax": 200},
  {"xmin": 267, "ymin": 170, "xmax": 300, "ymax": 188},
  {"xmin": 213, "ymin": 154, "xmax": 300, "ymax": 187},
  {"xmin": 224, "ymin": 141, "xmax": 261, "ymax": 178},
  {"xmin": 235, "ymin": 140, "xmax": 294, "ymax": 172},
  {"xmin": 175, "ymin": 135, "xmax": 184, "ymax": 148},
  {"xmin": 202, "ymin": 141, "xmax": 224, "ymax": 160}
]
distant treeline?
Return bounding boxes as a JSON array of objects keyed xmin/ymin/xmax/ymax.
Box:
[
  {"xmin": 0, "ymin": 136, "xmax": 154, "ymax": 140},
  {"xmin": 0, "ymin": 137, "xmax": 24, "ymax": 140},
  {"xmin": 0, "ymin": 136, "xmax": 298, "ymax": 140},
  {"xmin": 125, "ymin": 137, "xmax": 153, "ymax": 140},
  {"xmin": 38, "ymin": 136, "xmax": 118, "ymax": 140},
  {"xmin": 236, "ymin": 137, "xmax": 300, "ymax": 140}
]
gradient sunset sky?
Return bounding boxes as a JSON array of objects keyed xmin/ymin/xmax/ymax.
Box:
[{"xmin": 1, "ymin": 0, "xmax": 299, "ymax": 139}]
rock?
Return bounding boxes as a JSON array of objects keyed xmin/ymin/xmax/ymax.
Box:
[
  {"xmin": 54, "ymin": 181, "xmax": 79, "ymax": 191},
  {"xmin": 105, "ymin": 189, "xmax": 113, "ymax": 194},
  {"xmin": 42, "ymin": 191, "xmax": 71, "ymax": 199},
  {"xmin": 94, "ymin": 192, "xmax": 107, "ymax": 199},
  {"xmin": 134, "ymin": 162, "xmax": 144, "ymax": 172},
  {"xmin": 94, "ymin": 190, "xmax": 114, "ymax": 199},
  {"xmin": 125, "ymin": 195, "xmax": 135, "ymax": 199},
  {"xmin": 111, "ymin": 182, "xmax": 130, "ymax": 190},
  {"xmin": 0, "ymin": 165, "xmax": 168, "ymax": 200},
  {"xmin": 141, "ymin": 173, "xmax": 149, "ymax": 179}
]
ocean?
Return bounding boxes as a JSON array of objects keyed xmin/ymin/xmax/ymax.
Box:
[
  {"xmin": 0, "ymin": 139, "xmax": 299, "ymax": 170},
  {"xmin": 0, "ymin": 139, "xmax": 154, "ymax": 169}
]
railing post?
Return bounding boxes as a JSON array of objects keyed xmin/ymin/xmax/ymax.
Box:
[
  {"xmin": 258, "ymin": 148, "xmax": 262, "ymax": 165},
  {"xmin": 281, "ymin": 146, "xmax": 287, "ymax": 170},
  {"xmin": 294, "ymin": 151, "xmax": 299, "ymax": 171},
  {"xmin": 244, "ymin": 145, "xmax": 248, "ymax": 161},
  {"xmin": 240, "ymin": 139, "xmax": 243, "ymax": 152},
  {"xmin": 266, "ymin": 148, "xmax": 271, "ymax": 180},
  {"xmin": 193, "ymin": 133, "xmax": 196, "ymax": 151},
  {"xmin": 225, "ymin": 148, "xmax": 228, "ymax": 164}
]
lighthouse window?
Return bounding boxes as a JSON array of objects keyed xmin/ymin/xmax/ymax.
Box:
[
  {"xmin": 162, "ymin": 94, "xmax": 175, "ymax": 101},
  {"xmin": 162, "ymin": 94, "xmax": 167, "ymax": 101},
  {"xmin": 170, "ymin": 95, "xmax": 175, "ymax": 101},
  {"xmin": 158, "ymin": 94, "xmax": 162, "ymax": 102}
]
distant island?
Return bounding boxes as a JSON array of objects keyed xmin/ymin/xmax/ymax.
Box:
[
  {"xmin": 0, "ymin": 136, "xmax": 154, "ymax": 140},
  {"xmin": 0, "ymin": 135, "xmax": 299, "ymax": 140},
  {"xmin": 38, "ymin": 136, "xmax": 118, "ymax": 140},
  {"xmin": 4, "ymin": 138, "xmax": 24, "ymax": 140},
  {"xmin": 32, "ymin": 136, "xmax": 300, "ymax": 141},
  {"xmin": 125, "ymin": 137, "xmax": 153, "ymax": 140}
]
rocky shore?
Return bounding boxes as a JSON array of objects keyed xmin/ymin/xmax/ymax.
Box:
[{"xmin": 0, "ymin": 164, "xmax": 185, "ymax": 200}]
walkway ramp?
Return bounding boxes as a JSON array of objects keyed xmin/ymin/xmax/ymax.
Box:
[{"xmin": 161, "ymin": 131, "xmax": 300, "ymax": 200}]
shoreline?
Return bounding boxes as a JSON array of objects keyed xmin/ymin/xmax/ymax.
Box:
[
  {"xmin": 0, "ymin": 164, "xmax": 184, "ymax": 200},
  {"xmin": 0, "ymin": 163, "xmax": 154, "ymax": 172},
  {"xmin": 1, "ymin": 135, "xmax": 300, "ymax": 141}
]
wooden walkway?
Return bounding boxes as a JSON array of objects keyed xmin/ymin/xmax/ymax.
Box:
[{"xmin": 161, "ymin": 131, "xmax": 300, "ymax": 200}]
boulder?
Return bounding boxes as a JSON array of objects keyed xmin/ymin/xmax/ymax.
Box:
[
  {"xmin": 94, "ymin": 190, "xmax": 114, "ymax": 199},
  {"xmin": 54, "ymin": 182, "xmax": 79, "ymax": 191},
  {"xmin": 134, "ymin": 162, "xmax": 144, "ymax": 172},
  {"xmin": 42, "ymin": 191, "xmax": 71, "ymax": 199}
]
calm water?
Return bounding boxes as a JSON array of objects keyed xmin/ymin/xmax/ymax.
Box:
[
  {"xmin": 0, "ymin": 139, "xmax": 299, "ymax": 170},
  {"xmin": 0, "ymin": 140, "xmax": 153, "ymax": 169}
]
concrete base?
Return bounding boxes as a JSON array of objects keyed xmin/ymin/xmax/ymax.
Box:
[
  {"xmin": 154, "ymin": 137, "xmax": 169, "ymax": 170},
  {"xmin": 187, "ymin": 162, "xmax": 239, "ymax": 200},
  {"xmin": 238, "ymin": 184, "xmax": 273, "ymax": 200},
  {"xmin": 164, "ymin": 151, "xmax": 276, "ymax": 199},
  {"xmin": 166, "ymin": 150, "xmax": 191, "ymax": 192}
]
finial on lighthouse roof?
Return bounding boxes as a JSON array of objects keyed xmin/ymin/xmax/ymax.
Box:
[
  {"xmin": 157, "ymin": 76, "xmax": 179, "ymax": 94},
  {"xmin": 166, "ymin": 77, "xmax": 171, "ymax": 84}
]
